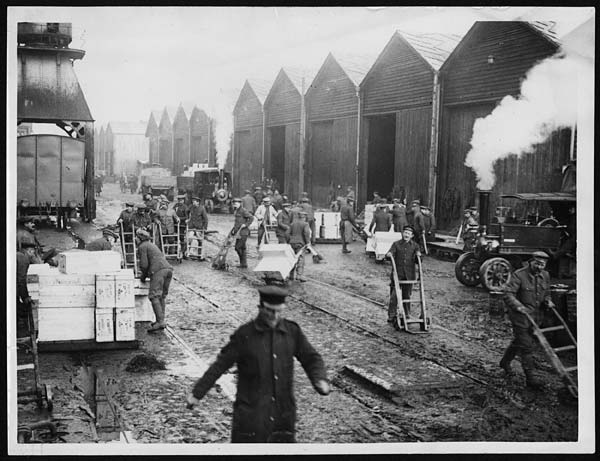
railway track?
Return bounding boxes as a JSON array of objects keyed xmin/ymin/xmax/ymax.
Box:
[{"xmin": 169, "ymin": 275, "xmax": 427, "ymax": 442}]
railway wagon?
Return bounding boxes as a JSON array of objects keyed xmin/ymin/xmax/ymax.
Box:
[{"xmin": 17, "ymin": 134, "xmax": 86, "ymax": 228}]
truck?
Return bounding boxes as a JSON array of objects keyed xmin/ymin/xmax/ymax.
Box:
[{"xmin": 139, "ymin": 163, "xmax": 177, "ymax": 201}]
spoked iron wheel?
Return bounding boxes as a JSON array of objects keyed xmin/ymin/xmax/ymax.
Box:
[
  {"xmin": 454, "ymin": 251, "xmax": 482, "ymax": 286},
  {"xmin": 479, "ymin": 257, "xmax": 513, "ymax": 291}
]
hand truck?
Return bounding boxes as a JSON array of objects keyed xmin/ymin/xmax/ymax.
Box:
[
  {"xmin": 185, "ymin": 224, "xmax": 206, "ymax": 261},
  {"xmin": 390, "ymin": 254, "xmax": 431, "ymax": 333},
  {"xmin": 156, "ymin": 222, "xmax": 183, "ymax": 263}
]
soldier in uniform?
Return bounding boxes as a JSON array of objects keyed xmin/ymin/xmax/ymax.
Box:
[
  {"xmin": 186, "ymin": 286, "xmax": 330, "ymax": 443},
  {"xmin": 132, "ymin": 203, "xmax": 153, "ymax": 232},
  {"xmin": 501, "ymin": 251, "xmax": 556, "ymax": 389},
  {"xmin": 231, "ymin": 197, "xmax": 254, "ymax": 268},
  {"xmin": 409, "ymin": 200, "xmax": 426, "ymax": 250},
  {"xmin": 117, "ymin": 202, "xmax": 135, "ymax": 231},
  {"xmin": 289, "ymin": 211, "xmax": 311, "ymax": 282},
  {"xmin": 174, "ymin": 195, "xmax": 189, "ymax": 255},
  {"xmin": 241, "ymin": 189, "xmax": 256, "ymax": 213},
  {"xmin": 143, "ymin": 193, "xmax": 159, "ymax": 212},
  {"xmin": 188, "ymin": 197, "xmax": 209, "ymax": 231},
  {"xmin": 421, "ymin": 205, "xmax": 437, "ymax": 242},
  {"xmin": 372, "ymin": 191, "xmax": 383, "ymax": 205},
  {"xmin": 369, "ymin": 203, "xmax": 393, "ymax": 233},
  {"xmin": 16, "ymin": 217, "xmax": 58, "ymax": 265},
  {"xmin": 299, "ymin": 197, "xmax": 316, "ymax": 245},
  {"xmin": 386, "ymin": 225, "xmax": 421, "ymax": 329},
  {"xmin": 136, "ymin": 229, "xmax": 173, "ymax": 332},
  {"xmin": 340, "ymin": 196, "xmax": 358, "ymax": 254},
  {"xmin": 391, "ymin": 199, "xmax": 408, "ymax": 233},
  {"xmin": 462, "ymin": 208, "xmax": 479, "ymax": 251},
  {"xmin": 154, "ymin": 201, "xmax": 180, "ymax": 254},
  {"xmin": 86, "ymin": 228, "xmax": 119, "ymax": 251},
  {"xmin": 272, "ymin": 189, "xmax": 283, "ymax": 211},
  {"xmin": 17, "ymin": 242, "xmax": 37, "ymax": 315},
  {"xmin": 253, "ymin": 186, "xmax": 264, "ymax": 206},
  {"xmin": 276, "ymin": 202, "xmax": 294, "ymax": 244}
]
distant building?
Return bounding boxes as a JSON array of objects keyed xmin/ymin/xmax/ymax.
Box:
[{"xmin": 105, "ymin": 121, "xmax": 149, "ymax": 176}]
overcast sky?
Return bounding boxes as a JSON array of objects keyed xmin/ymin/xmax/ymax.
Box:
[{"xmin": 8, "ymin": 6, "xmax": 594, "ymax": 130}]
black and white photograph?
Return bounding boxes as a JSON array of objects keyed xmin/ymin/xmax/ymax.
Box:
[{"xmin": 6, "ymin": 5, "xmax": 595, "ymax": 455}]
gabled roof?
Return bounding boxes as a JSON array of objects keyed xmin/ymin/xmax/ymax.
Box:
[
  {"xmin": 180, "ymin": 101, "xmax": 197, "ymax": 120},
  {"xmin": 331, "ymin": 51, "xmax": 379, "ymax": 86},
  {"xmin": 146, "ymin": 110, "xmax": 160, "ymax": 137},
  {"xmin": 440, "ymin": 21, "xmax": 561, "ymax": 73},
  {"xmin": 108, "ymin": 121, "xmax": 146, "ymax": 135},
  {"xmin": 281, "ymin": 66, "xmax": 319, "ymax": 94},
  {"xmin": 526, "ymin": 21, "xmax": 561, "ymax": 46},
  {"xmin": 398, "ymin": 31, "xmax": 463, "ymax": 71},
  {"xmin": 361, "ymin": 30, "xmax": 462, "ymax": 86},
  {"xmin": 162, "ymin": 105, "xmax": 178, "ymax": 124},
  {"xmin": 247, "ymin": 78, "xmax": 272, "ymax": 104},
  {"xmin": 150, "ymin": 110, "xmax": 162, "ymax": 122}
]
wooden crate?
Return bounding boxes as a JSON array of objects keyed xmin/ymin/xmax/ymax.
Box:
[
  {"xmin": 58, "ymin": 250, "xmax": 122, "ymax": 274},
  {"xmin": 95, "ymin": 308, "xmax": 115, "ymax": 342},
  {"xmin": 37, "ymin": 292, "xmax": 96, "ymax": 308},
  {"xmin": 115, "ymin": 271, "xmax": 135, "ymax": 308},
  {"xmin": 115, "ymin": 308, "xmax": 136, "ymax": 341},
  {"xmin": 38, "ymin": 307, "xmax": 96, "ymax": 341},
  {"xmin": 96, "ymin": 274, "xmax": 117, "ymax": 308}
]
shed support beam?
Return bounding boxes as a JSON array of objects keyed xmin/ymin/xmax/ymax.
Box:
[{"xmin": 428, "ymin": 72, "xmax": 441, "ymax": 213}]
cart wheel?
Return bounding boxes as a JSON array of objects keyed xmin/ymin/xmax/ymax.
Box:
[
  {"xmin": 454, "ymin": 251, "xmax": 482, "ymax": 286},
  {"xmin": 479, "ymin": 257, "xmax": 513, "ymax": 292},
  {"xmin": 44, "ymin": 384, "xmax": 53, "ymax": 412}
]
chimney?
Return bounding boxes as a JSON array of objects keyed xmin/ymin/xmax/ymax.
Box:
[{"xmin": 478, "ymin": 190, "xmax": 491, "ymax": 234}]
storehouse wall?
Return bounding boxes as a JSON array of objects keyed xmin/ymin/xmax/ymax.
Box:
[
  {"xmin": 189, "ymin": 108, "xmax": 211, "ymax": 166},
  {"xmin": 233, "ymin": 126, "xmax": 263, "ymax": 197}
]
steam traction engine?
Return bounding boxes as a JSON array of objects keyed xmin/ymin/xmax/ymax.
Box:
[{"xmin": 454, "ymin": 189, "xmax": 573, "ymax": 291}]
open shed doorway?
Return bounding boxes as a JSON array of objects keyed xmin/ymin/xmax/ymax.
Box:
[
  {"xmin": 367, "ymin": 114, "xmax": 396, "ymax": 201},
  {"xmin": 269, "ymin": 125, "xmax": 286, "ymax": 193}
]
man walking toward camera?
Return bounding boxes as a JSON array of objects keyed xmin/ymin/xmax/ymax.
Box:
[
  {"xmin": 501, "ymin": 251, "xmax": 556, "ymax": 389},
  {"xmin": 186, "ymin": 286, "xmax": 330, "ymax": 443}
]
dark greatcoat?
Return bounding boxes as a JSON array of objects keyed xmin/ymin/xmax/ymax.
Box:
[
  {"xmin": 369, "ymin": 209, "xmax": 392, "ymax": 233},
  {"xmin": 388, "ymin": 238, "xmax": 420, "ymax": 283},
  {"xmin": 191, "ymin": 317, "xmax": 327, "ymax": 443}
]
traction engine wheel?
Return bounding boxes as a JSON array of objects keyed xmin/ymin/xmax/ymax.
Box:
[
  {"xmin": 479, "ymin": 257, "xmax": 513, "ymax": 292},
  {"xmin": 454, "ymin": 251, "xmax": 482, "ymax": 286}
]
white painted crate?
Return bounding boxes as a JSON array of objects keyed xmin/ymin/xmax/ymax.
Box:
[
  {"xmin": 135, "ymin": 295, "xmax": 155, "ymax": 322},
  {"xmin": 115, "ymin": 308, "xmax": 136, "ymax": 341},
  {"xmin": 58, "ymin": 250, "xmax": 122, "ymax": 275},
  {"xmin": 134, "ymin": 279, "xmax": 150, "ymax": 296},
  {"xmin": 96, "ymin": 274, "xmax": 117, "ymax": 308},
  {"xmin": 95, "ymin": 308, "xmax": 115, "ymax": 342},
  {"xmin": 115, "ymin": 272, "xmax": 135, "ymax": 308},
  {"xmin": 38, "ymin": 307, "xmax": 96, "ymax": 342},
  {"xmin": 37, "ymin": 292, "xmax": 96, "ymax": 308},
  {"xmin": 315, "ymin": 212, "xmax": 340, "ymax": 239}
]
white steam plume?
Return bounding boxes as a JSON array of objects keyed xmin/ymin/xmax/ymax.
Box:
[
  {"xmin": 465, "ymin": 50, "xmax": 593, "ymax": 190},
  {"xmin": 208, "ymin": 90, "xmax": 236, "ymax": 170}
]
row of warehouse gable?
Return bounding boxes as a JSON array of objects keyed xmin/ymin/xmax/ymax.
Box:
[
  {"xmin": 233, "ymin": 21, "xmax": 576, "ymax": 230},
  {"xmin": 94, "ymin": 104, "xmax": 216, "ymax": 178}
]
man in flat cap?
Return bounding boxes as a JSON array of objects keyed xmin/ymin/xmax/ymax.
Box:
[
  {"xmin": 86, "ymin": 228, "xmax": 119, "ymax": 251},
  {"xmin": 407, "ymin": 200, "xmax": 425, "ymax": 250},
  {"xmin": 372, "ymin": 191, "xmax": 383, "ymax": 205},
  {"xmin": 186, "ymin": 285, "xmax": 330, "ymax": 443},
  {"xmin": 187, "ymin": 197, "xmax": 209, "ymax": 231},
  {"xmin": 299, "ymin": 197, "xmax": 316, "ymax": 245},
  {"xmin": 386, "ymin": 225, "xmax": 421, "ymax": 329},
  {"xmin": 255, "ymin": 196, "xmax": 278, "ymax": 248},
  {"xmin": 17, "ymin": 242, "xmax": 38, "ymax": 314},
  {"xmin": 136, "ymin": 228, "xmax": 173, "ymax": 332},
  {"xmin": 231, "ymin": 197, "xmax": 254, "ymax": 268},
  {"xmin": 143, "ymin": 193, "xmax": 159, "ymax": 212},
  {"xmin": 501, "ymin": 251, "xmax": 556, "ymax": 389},
  {"xmin": 391, "ymin": 199, "xmax": 408, "ymax": 233},
  {"xmin": 276, "ymin": 202, "xmax": 294, "ymax": 244}
]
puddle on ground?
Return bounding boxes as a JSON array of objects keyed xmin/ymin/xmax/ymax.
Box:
[{"xmin": 78, "ymin": 365, "xmax": 123, "ymax": 442}]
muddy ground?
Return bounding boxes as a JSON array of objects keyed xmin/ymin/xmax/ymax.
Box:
[{"xmin": 15, "ymin": 182, "xmax": 578, "ymax": 449}]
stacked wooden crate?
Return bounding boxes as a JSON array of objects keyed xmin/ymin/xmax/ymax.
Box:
[
  {"xmin": 26, "ymin": 250, "xmax": 139, "ymax": 344},
  {"xmin": 134, "ymin": 279, "xmax": 154, "ymax": 322},
  {"xmin": 315, "ymin": 211, "xmax": 341, "ymax": 240},
  {"xmin": 95, "ymin": 269, "xmax": 136, "ymax": 342}
]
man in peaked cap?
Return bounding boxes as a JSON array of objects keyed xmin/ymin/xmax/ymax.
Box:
[
  {"xmin": 289, "ymin": 211, "xmax": 311, "ymax": 282},
  {"xmin": 255, "ymin": 196, "xmax": 278, "ymax": 248},
  {"xmin": 86, "ymin": 228, "xmax": 119, "ymax": 251},
  {"xmin": 186, "ymin": 285, "xmax": 330, "ymax": 443},
  {"xmin": 117, "ymin": 202, "xmax": 135, "ymax": 230},
  {"xmin": 276, "ymin": 202, "xmax": 294, "ymax": 244},
  {"xmin": 501, "ymin": 251, "xmax": 556, "ymax": 389},
  {"xmin": 231, "ymin": 197, "xmax": 254, "ymax": 268},
  {"xmin": 241, "ymin": 189, "xmax": 257, "ymax": 213}
]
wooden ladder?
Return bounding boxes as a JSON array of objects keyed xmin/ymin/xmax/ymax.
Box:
[
  {"xmin": 524, "ymin": 306, "xmax": 578, "ymax": 398},
  {"xmin": 119, "ymin": 222, "xmax": 138, "ymax": 277},
  {"xmin": 390, "ymin": 254, "xmax": 431, "ymax": 334}
]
